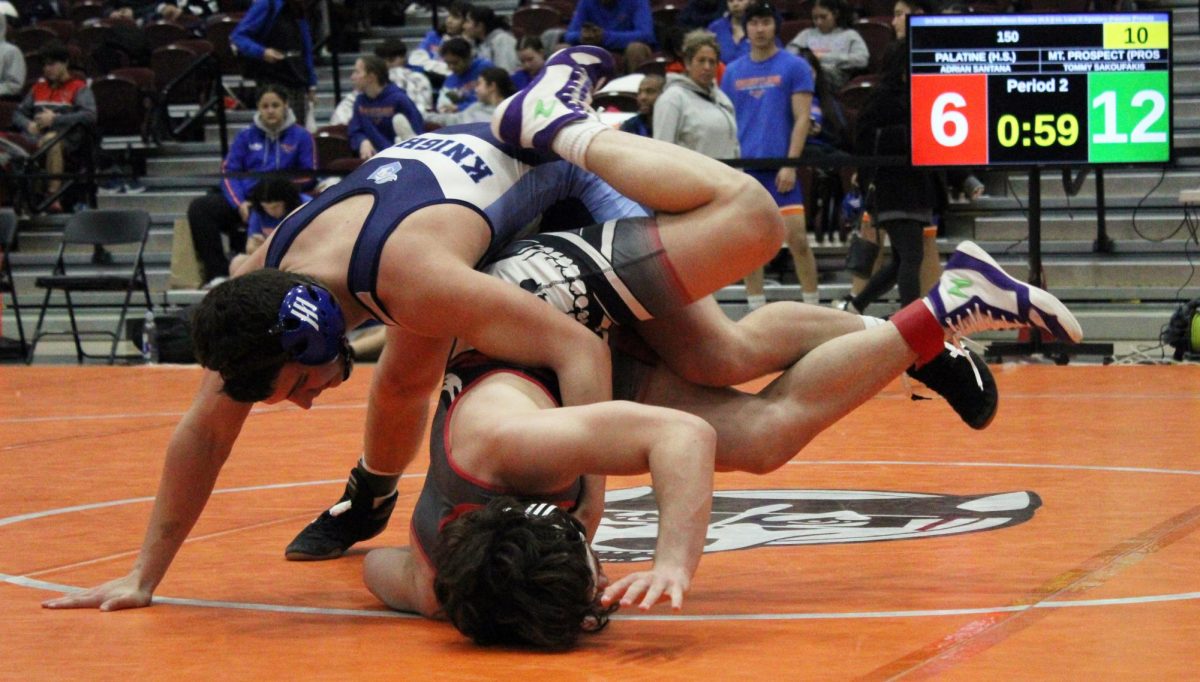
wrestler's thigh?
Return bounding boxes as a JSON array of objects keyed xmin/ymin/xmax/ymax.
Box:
[
  {"xmin": 654, "ymin": 211, "xmax": 778, "ymax": 301},
  {"xmin": 634, "ymin": 297, "xmax": 744, "ymax": 371}
]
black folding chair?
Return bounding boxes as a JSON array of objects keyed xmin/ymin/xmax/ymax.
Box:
[
  {"xmin": 30, "ymin": 209, "xmax": 152, "ymax": 364},
  {"xmin": 0, "ymin": 209, "xmax": 28, "ymax": 361}
]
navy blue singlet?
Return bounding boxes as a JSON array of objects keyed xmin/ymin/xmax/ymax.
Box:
[{"xmin": 264, "ymin": 123, "xmax": 646, "ymax": 324}]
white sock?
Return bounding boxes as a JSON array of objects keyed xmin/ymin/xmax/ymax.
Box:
[
  {"xmin": 550, "ymin": 120, "xmax": 610, "ymax": 170},
  {"xmin": 802, "ymin": 291, "xmax": 820, "ymax": 305},
  {"xmin": 860, "ymin": 315, "xmax": 887, "ymax": 330},
  {"xmin": 747, "ymin": 294, "xmax": 766, "ymax": 310}
]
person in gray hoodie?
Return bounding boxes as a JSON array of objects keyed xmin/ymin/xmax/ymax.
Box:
[
  {"xmin": 0, "ymin": 13, "xmax": 26, "ymax": 99},
  {"xmin": 652, "ymin": 30, "xmax": 738, "ymax": 160}
]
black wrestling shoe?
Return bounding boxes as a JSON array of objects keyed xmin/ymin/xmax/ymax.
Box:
[
  {"xmin": 284, "ymin": 468, "xmax": 398, "ymax": 561},
  {"xmin": 907, "ymin": 343, "xmax": 998, "ymax": 430}
]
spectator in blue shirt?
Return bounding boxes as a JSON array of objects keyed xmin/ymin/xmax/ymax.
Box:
[
  {"xmin": 348, "ymin": 55, "xmax": 424, "ymax": 160},
  {"xmin": 721, "ymin": 0, "xmax": 819, "ymax": 308},
  {"xmin": 436, "ymin": 37, "xmax": 493, "ymax": 112},
  {"xmin": 188, "ymin": 85, "xmax": 315, "ymax": 286},
  {"xmin": 564, "ymin": 0, "xmax": 655, "ymax": 73}
]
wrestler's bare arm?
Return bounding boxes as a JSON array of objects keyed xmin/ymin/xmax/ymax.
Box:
[
  {"xmin": 360, "ymin": 327, "xmax": 454, "ymax": 474},
  {"xmin": 389, "ymin": 250, "xmax": 614, "ymax": 410},
  {"xmin": 467, "ymin": 398, "xmax": 716, "ymax": 610},
  {"xmin": 43, "ymin": 371, "xmax": 253, "ymax": 610},
  {"xmin": 363, "ymin": 546, "xmax": 441, "ymax": 617}
]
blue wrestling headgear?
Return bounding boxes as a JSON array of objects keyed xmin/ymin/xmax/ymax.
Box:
[{"xmin": 272, "ymin": 283, "xmax": 349, "ymax": 366}]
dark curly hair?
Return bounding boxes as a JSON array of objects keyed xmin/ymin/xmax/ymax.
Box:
[
  {"xmin": 191, "ymin": 268, "xmax": 323, "ymax": 403},
  {"xmin": 433, "ymin": 496, "xmax": 616, "ymax": 650}
]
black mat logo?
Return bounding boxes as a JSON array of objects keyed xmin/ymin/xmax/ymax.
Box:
[{"xmin": 594, "ymin": 488, "xmax": 1042, "ymax": 563}]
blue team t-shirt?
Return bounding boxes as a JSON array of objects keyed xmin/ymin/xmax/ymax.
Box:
[{"xmin": 720, "ymin": 49, "xmax": 814, "ymax": 159}]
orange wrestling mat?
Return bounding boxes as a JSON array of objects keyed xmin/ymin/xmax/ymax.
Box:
[{"xmin": 3, "ymin": 364, "xmax": 1198, "ymax": 679}]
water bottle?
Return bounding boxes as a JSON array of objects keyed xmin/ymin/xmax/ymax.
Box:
[{"xmin": 142, "ymin": 309, "xmax": 159, "ymax": 364}]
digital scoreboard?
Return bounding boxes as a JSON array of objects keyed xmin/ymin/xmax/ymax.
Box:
[{"xmin": 908, "ymin": 13, "xmax": 1172, "ymax": 167}]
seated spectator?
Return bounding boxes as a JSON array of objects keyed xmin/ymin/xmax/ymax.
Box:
[
  {"xmin": 231, "ymin": 0, "xmax": 317, "ymax": 125},
  {"xmin": 332, "ymin": 38, "xmax": 434, "ymax": 126},
  {"xmin": 348, "ymin": 55, "xmax": 423, "ymax": 159},
  {"xmin": 228, "ymin": 175, "xmax": 309, "ymax": 274},
  {"xmin": 376, "ymin": 38, "xmax": 433, "ymax": 113},
  {"xmin": 618, "ymin": 72, "xmax": 663, "ymax": 137},
  {"xmin": 511, "ymin": 35, "xmax": 544, "ymax": 90},
  {"xmin": 12, "ymin": 43, "xmax": 96, "ymax": 213},
  {"xmin": 0, "ymin": 13, "xmax": 24, "ymax": 100},
  {"xmin": 786, "ymin": 0, "xmax": 867, "ymax": 89},
  {"xmin": 464, "ymin": 5, "xmax": 518, "ymax": 73},
  {"xmin": 423, "ymin": 66, "xmax": 514, "ymax": 128},
  {"xmin": 410, "ymin": 0, "xmax": 470, "ymax": 79},
  {"xmin": 187, "ymin": 84, "xmax": 314, "ymax": 287},
  {"xmin": 564, "ymin": 0, "xmax": 655, "ymax": 73},
  {"xmin": 435, "ymin": 37, "xmax": 493, "ymax": 112},
  {"xmin": 707, "ymin": 0, "xmax": 752, "ymax": 65},
  {"xmin": 652, "ymin": 30, "xmax": 737, "ymax": 159}
]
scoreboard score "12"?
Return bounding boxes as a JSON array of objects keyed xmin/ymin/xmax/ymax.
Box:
[{"xmin": 908, "ymin": 13, "xmax": 1172, "ymax": 167}]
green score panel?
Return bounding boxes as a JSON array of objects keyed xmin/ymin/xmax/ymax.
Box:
[
  {"xmin": 911, "ymin": 71, "xmax": 1170, "ymax": 165},
  {"xmin": 1087, "ymin": 71, "xmax": 1170, "ymax": 163}
]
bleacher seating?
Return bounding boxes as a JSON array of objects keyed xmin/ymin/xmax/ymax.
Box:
[
  {"xmin": 13, "ymin": 26, "xmax": 57, "ymax": 54},
  {"xmin": 779, "ymin": 19, "xmax": 812, "ymax": 44},
  {"xmin": 852, "ymin": 17, "xmax": 894, "ymax": 75},
  {"xmin": 511, "ymin": 5, "xmax": 562, "ymax": 39},
  {"xmin": 144, "ymin": 21, "xmax": 193, "ymax": 52}
]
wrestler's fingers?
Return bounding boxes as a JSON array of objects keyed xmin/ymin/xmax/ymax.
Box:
[
  {"xmin": 620, "ymin": 579, "xmax": 650, "ymax": 607},
  {"xmin": 42, "ymin": 592, "xmax": 101, "ymax": 609},
  {"xmin": 600, "ymin": 573, "xmax": 642, "ymax": 606},
  {"xmin": 638, "ymin": 579, "xmax": 667, "ymax": 611},
  {"xmin": 668, "ymin": 581, "xmax": 684, "ymax": 610}
]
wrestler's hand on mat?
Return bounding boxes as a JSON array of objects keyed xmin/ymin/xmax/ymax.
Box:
[
  {"xmin": 41, "ymin": 573, "xmax": 153, "ymax": 611},
  {"xmin": 600, "ymin": 565, "xmax": 690, "ymax": 611}
]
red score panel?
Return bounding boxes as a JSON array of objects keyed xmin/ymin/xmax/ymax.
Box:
[{"xmin": 910, "ymin": 74, "xmax": 989, "ymax": 166}]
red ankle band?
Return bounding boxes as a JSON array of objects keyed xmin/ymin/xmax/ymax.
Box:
[{"xmin": 891, "ymin": 301, "xmax": 945, "ymax": 365}]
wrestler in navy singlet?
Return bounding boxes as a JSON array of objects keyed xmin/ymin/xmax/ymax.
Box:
[
  {"xmin": 410, "ymin": 351, "xmax": 584, "ymax": 565},
  {"xmin": 264, "ymin": 122, "xmax": 646, "ymax": 324}
]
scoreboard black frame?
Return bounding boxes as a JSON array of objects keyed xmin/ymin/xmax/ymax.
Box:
[{"xmin": 908, "ymin": 12, "xmax": 1173, "ymax": 168}]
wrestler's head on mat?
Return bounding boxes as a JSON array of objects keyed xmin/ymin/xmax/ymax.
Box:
[
  {"xmin": 433, "ymin": 497, "xmax": 614, "ymax": 650},
  {"xmin": 192, "ymin": 269, "xmax": 354, "ymax": 405}
]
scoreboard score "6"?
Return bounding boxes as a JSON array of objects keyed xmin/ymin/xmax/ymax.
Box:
[{"xmin": 909, "ymin": 13, "xmax": 1172, "ymax": 167}]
